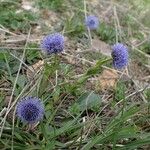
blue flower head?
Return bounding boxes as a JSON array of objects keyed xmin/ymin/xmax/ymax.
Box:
[
  {"xmin": 85, "ymin": 15, "xmax": 99, "ymax": 30},
  {"xmin": 16, "ymin": 96, "xmax": 44, "ymax": 124},
  {"xmin": 111, "ymin": 43, "xmax": 129, "ymax": 69},
  {"xmin": 41, "ymin": 33, "xmax": 64, "ymax": 55}
]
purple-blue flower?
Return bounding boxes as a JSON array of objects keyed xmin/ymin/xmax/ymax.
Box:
[
  {"xmin": 85, "ymin": 15, "xmax": 99, "ymax": 30},
  {"xmin": 111, "ymin": 43, "xmax": 129, "ymax": 69},
  {"xmin": 41, "ymin": 33, "xmax": 64, "ymax": 54},
  {"xmin": 16, "ymin": 96, "xmax": 44, "ymax": 124}
]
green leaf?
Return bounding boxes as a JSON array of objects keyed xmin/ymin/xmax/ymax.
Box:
[
  {"xmin": 70, "ymin": 92, "xmax": 102, "ymax": 114},
  {"xmin": 78, "ymin": 92, "xmax": 102, "ymax": 111},
  {"xmin": 9, "ymin": 75, "xmax": 27, "ymax": 89},
  {"xmin": 115, "ymin": 81, "xmax": 126, "ymax": 102},
  {"xmin": 86, "ymin": 58, "xmax": 111, "ymax": 76}
]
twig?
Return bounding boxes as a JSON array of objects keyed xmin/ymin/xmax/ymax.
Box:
[
  {"xmin": 115, "ymin": 85, "xmax": 149, "ymax": 107},
  {"xmin": 9, "ymin": 52, "xmax": 33, "ymax": 72},
  {"xmin": 0, "ymin": 28, "xmax": 31, "ymax": 137},
  {"xmin": 0, "ymin": 26, "xmax": 17, "ymax": 36},
  {"xmin": 113, "ymin": 6, "xmax": 122, "ymax": 42},
  {"xmin": 132, "ymin": 80, "xmax": 148, "ymax": 103},
  {"xmin": 83, "ymin": 0, "xmax": 92, "ymax": 46},
  {"xmin": 0, "ymin": 47, "xmax": 41, "ymax": 50},
  {"xmin": 0, "ymin": 107, "xmax": 7, "ymax": 117}
]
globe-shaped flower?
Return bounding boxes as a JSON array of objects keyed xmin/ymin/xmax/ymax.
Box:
[
  {"xmin": 16, "ymin": 96, "xmax": 44, "ymax": 124},
  {"xmin": 41, "ymin": 33, "xmax": 64, "ymax": 55},
  {"xmin": 85, "ymin": 15, "xmax": 99, "ymax": 30},
  {"xmin": 111, "ymin": 43, "xmax": 129, "ymax": 69}
]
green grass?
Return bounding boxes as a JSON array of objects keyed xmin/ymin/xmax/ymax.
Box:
[
  {"xmin": 0, "ymin": 0, "xmax": 150, "ymax": 149},
  {"xmin": 36, "ymin": 0, "xmax": 66, "ymax": 12},
  {"xmin": 0, "ymin": 1, "xmax": 38, "ymax": 32},
  {"xmin": 96, "ymin": 22, "xmax": 116, "ymax": 44}
]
